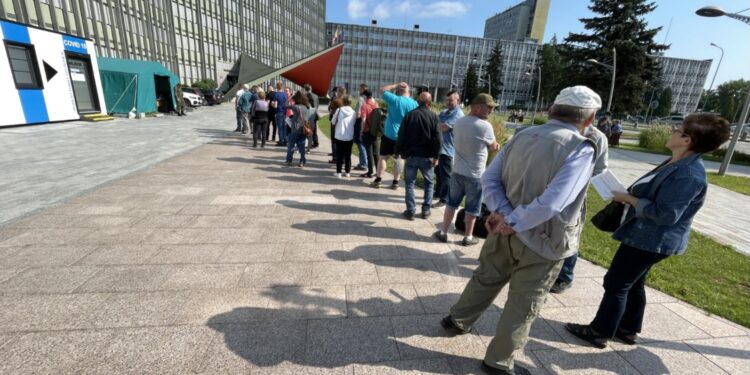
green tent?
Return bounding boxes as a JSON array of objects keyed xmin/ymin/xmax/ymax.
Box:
[{"xmin": 98, "ymin": 57, "xmax": 180, "ymax": 114}]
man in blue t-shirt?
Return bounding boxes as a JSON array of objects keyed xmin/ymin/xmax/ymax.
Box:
[
  {"xmin": 433, "ymin": 90, "xmax": 464, "ymax": 207},
  {"xmin": 272, "ymin": 82, "xmax": 289, "ymax": 146},
  {"xmin": 371, "ymin": 82, "xmax": 418, "ymax": 189}
]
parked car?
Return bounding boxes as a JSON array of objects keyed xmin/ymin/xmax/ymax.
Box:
[
  {"xmin": 182, "ymin": 91, "xmax": 203, "ymax": 107},
  {"xmin": 181, "ymin": 87, "xmax": 205, "ymax": 106},
  {"xmin": 201, "ymin": 89, "xmax": 223, "ymax": 105},
  {"xmin": 658, "ymin": 115, "xmax": 684, "ymax": 126}
]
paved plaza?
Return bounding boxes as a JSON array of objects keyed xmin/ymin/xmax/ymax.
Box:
[{"xmin": 0, "ymin": 106, "xmax": 748, "ymax": 373}]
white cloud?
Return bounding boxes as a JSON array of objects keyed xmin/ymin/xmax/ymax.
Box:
[
  {"xmin": 349, "ymin": 0, "xmax": 468, "ymax": 21},
  {"xmin": 347, "ymin": 0, "xmax": 369, "ymax": 19}
]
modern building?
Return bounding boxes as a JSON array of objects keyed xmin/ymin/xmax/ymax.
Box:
[
  {"xmin": 326, "ymin": 22, "xmax": 540, "ymax": 109},
  {"xmin": 484, "ymin": 0, "xmax": 550, "ymax": 43},
  {"xmin": 0, "ymin": 0, "xmax": 326, "ymax": 85},
  {"xmin": 652, "ymin": 55, "xmax": 712, "ymax": 114}
]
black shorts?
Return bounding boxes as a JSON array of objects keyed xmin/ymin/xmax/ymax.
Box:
[{"xmin": 379, "ymin": 136, "xmax": 397, "ymax": 156}]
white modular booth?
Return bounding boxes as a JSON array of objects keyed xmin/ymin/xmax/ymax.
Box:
[{"xmin": 0, "ymin": 19, "xmax": 106, "ymax": 127}]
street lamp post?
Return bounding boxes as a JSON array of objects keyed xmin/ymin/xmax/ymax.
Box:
[
  {"xmin": 700, "ymin": 42, "xmax": 724, "ymax": 111},
  {"xmin": 525, "ymin": 67, "xmax": 542, "ymax": 125},
  {"xmin": 696, "ymin": 5, "xmax": 750, "ymax": 175},
  {"xmin": 586, "ymin": 47, "xmax": 617, "ymax": 113}
]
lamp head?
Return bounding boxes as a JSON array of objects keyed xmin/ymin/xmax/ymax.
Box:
[
  {"xmin": 696, "ymin": 6, "xmax": 726, "ymax": 17},
  {"xmin": 586, "ymin": 59, "xmax": 599, "ymax": 64}
]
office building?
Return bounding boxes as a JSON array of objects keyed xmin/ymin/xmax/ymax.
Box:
[
  {"xmin": 326, "ymin": 22, "xmax": 540, "ymax": 109},
  {"xmin": 653, "ymin": 55, "xmax": 711, "ymax": 114},
  {"xmin": 0, "ymin": 0, "xmax": 326, "ymax": 84},
  {"xmin": 484, "ymin": 0, "xmax": 550, "ymax": 43}
]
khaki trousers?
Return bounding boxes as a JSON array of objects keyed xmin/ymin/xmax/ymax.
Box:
[{"xmin": 450, "ymin": 233, "xmax": 563, "ymax": 371}]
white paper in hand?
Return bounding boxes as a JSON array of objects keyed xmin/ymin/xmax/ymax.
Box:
[{"xmin": 591, "ymin": 169, "xmax": 626, "ymax": 200}]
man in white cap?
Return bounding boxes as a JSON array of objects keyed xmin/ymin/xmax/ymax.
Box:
[{"xmin": 441, "ymin": 86, "xmax": 601, "ymax": 375}]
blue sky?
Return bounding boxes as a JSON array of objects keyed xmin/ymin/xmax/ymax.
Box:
[{"xmin": 326, "ymin": 0, "xmax": 749, "ymax": 89}]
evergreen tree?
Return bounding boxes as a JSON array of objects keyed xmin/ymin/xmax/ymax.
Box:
[
  {"xmin": 539, "ymin": 35, "xmax": 564, "ymax": 107},
  {"xmin": 654, "ymin": 87, "xmax": 672, "ymax": 117},
  {"xmin": 559, "ymin": 0, "xmax": 668, "ymax": 114},
  {"xmin": 463, "ymin": 63, "xmax": 480, "ymax": 104},
  {"xmin": 715, "ymin": 79, "xmax": 750, "ymax": 122},
  {"xmin": 482, "ymin": 42, "xmax": 504, "ymax": 96}
]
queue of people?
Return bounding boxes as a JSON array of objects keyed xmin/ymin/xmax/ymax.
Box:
[{"xmin": 230, "ymin": 80, "xmax": 730, "ymax": 375}]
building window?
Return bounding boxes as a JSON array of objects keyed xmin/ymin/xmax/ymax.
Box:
[{"xmin": 5, "ymin": 42, "xmax": 43, "ymax": 89}]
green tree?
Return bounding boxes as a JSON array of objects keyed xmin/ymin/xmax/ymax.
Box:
[
  {"xmin": 463, "ymin": 63, "xmax": 480, "ymax": 104},
  {"xmin": 714, "ymin": 79, "xmax": 750, "ymax": 122},
  {"xmin": 539, "ymin": 35, "xmax": 565, "ymax": 107},
  {"xmin": 559, "ymin": 0, "xmax": 668, "ymax": 114},
  {"xmin": 654, "ymin": 87, "xmax": 672, "ymax": 117},
  {"xmin": 482, "ymin": 42, "xmax": 503, "ymax": 96},
  {"xmin": 192, "ymin": 79, "xmax": 218, "ymax": 90}
]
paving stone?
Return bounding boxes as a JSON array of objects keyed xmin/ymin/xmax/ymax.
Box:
[
  {"xmin": 390, "ymin": 313, "xmax": 487, "ymax": 360},
  {"xmin": 0, "ymin": 293, "xmax": 108, "ymax": 331},
  {"xmin": 76, "ymin": 214, "xmax": 145, "ymax": 228},
  {"xmin": 147, "ymin": 244, "xmax": 226, "ymax": 264},
  {"xmin": 0, "ymin": 228, "xmax": 92, "ymax": 246},
  {"xmin": 0, "ymin": 266, "xmax": 101, "ymax": 294},
  {"xmin": 76, "ymin": 265, "xmax": 175, "ymax": 292},
  {"xmin": 685, "ymin": 336, "xmax": 750, "ymax": 374},
  {"xmin": 132, "ymin": 214, "xmax": 199, "ymax": 228},
  {"xmin": 87, "ymin": 291, "xmax": 190, "ymax": 328},
  {"xmin": 311, "ymin": 260, "xmax": 380, "ymax": 286},
  {"xmin": 76, "ymin": 244, "xmax": 162, "ymax": 265},
  {"xmin": 78, "ymin": 227, "xmax": 154, "ymax": 245},
  {"xmin": 10, "ymin": 214, "xmax": 88, "ymax": 228},
  {"xmin": 376, "ymin": 260, "xmax": 444, "ymax": 284},
  {"xmin": 662, "ymin": 302, "xmax": 748, "ymax": 338},
  {"xmin": 282, "ymin": 242, "xmax": 344, "ymax": 262},
  {"xmin": 547, "ymin": 278, "xmax": 605, "ymax": 307},
  {"xmin": 238, "ymin": 262, "xmax": 313, "ymax": 288},
  {"xmin": 85, "ymin": 326, "xmax": 214, "ymax": 374},
  {"xmin": 176, "ymin": 288, "xmax": 271, "ymax": 324},
  {"xmin": 615, "ymin": 340, "xmax": 728, "ymax": 375},
  {"xmin": 220, "ymin": 242, "xmax": 285, "ymax": 263},
  {"xmin": 77, "ymin": 205, "xmax": 127, "ymax": 215},
  {"xmin": 446, "ymin": 348, "xmax": 548, "ymax": 375},
  {"xmin": 0, "ymin": 330, "xmax": 112, "ymax": 374},
  {"xmin": 198, "ymin": 321, "xmax": 311, "ymax": 373},
  {"xmin": 397, "ymin": 242, "xmax": 457, "ymax": 260},
  {"xmin": 533, "ymin": 346, "xmax": 641, "ymax": 374},
  {"xmin": 327, "ymin": 241, "xmax": 403, "ymax": 261},
  {"xmin": 413, "ymin": 281, "xmax": 471, "ymax": 314},
  {"xmin": 189, "ymin": 214, "xmax": 249, "ymax": 228},
  {"xmin": 160, "ymin": 264, "xmax": 245, "ymax": 290},
  {"xmin": 350, "ymin": 358, "xmax": 453, "ymax": 374},
  {"xmin": 346, "ymin": 284, "xmax": 425, "ymax": 317},
  {"xmin": 432, "ymin": 258, "xmax": 480, "ymax": 283},
  {"xmin": 1, "ymin": 245, "xmax": 97, "ymax": 267},
  {"xmin": 252, "ymin": 363, "xmax": 351, "ymax": 374},
  {"xmin": 0, "ymin": 268, "xmax": 22, "ymax": 283},
  {"xmin": 636, "ymin": 304, "xmax": 712, "ymax": 342},
  {"xmin": 266, "ymin": 285, "xmax": 347, "ymax": 320},
  {"xmin": 305, "ymin": 317, "xmax": 400, "ymax": 366}
]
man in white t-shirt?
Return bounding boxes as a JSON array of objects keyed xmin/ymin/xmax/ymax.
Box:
[
  {"xmin": 233, "ymin": 85, "xmax": 246, "ymax": 132},
  {"xmin": 435, "ymin": 93, "xmax": 499, "ymax": 246}
]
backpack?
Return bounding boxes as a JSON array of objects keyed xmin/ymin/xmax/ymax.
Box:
[
  {"xmin": 369, "ymin": 107, "xmax": 386, "ymax": 137},
  {"xmin": 455, "ymin": 203, "xmax": 492, "ymax": 238}
]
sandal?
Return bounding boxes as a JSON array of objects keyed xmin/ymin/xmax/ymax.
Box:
[
  {"xmin": 615, "ymin": 328, "xmax": 637, "ymax": 345},
  {"xmin": 565, "ymin": 323, "xmax": 608, "ymax": 349}
]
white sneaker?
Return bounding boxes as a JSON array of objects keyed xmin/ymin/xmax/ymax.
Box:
[
  {"xmin": 333, "ymin": 173, "xmax": 342, "ymax": 178},
  {"xmin": 345, "ymin": 173, "xmax": 351, "ymax": 178}
]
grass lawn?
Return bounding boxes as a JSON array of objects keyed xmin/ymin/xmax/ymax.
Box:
[
  {"xmin": 320, "ymin": 117, "xmax": 750, "ymax": 328},
  {"xmin": 582, "ymin": 188, "xmax": 750, "ymax": 328},
  {"xmin": 707, "ymin": 173, "xmax": 750, "ymax": 196}
]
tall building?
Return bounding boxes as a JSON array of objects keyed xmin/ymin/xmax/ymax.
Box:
[
  {"xmin": 484, "ymin": 0, "xmax": 550, "ymax": 43},
  {"xmin": 327, "ymin": 22, "xmax": 540, "ymax": 109},
  {"xmin": 0, "ymin": 0, "xmax": 326, "ymax": 84},
  {"xmin": 652, "ymin": 55, "xmax": 711, "ymax": 114}
]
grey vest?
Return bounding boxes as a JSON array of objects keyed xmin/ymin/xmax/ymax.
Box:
[{"xmin": 502, "ymin": 122, "xmax": 597, "ymax": 260}]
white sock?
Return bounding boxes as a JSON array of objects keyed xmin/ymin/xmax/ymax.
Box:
[
  {"xmin": 465, "ymin": 235, "xmax": 473, "ymax": 240},
  {"xmin": 440, "ymin": 230, "xmax": 446, "ymax": 236}
]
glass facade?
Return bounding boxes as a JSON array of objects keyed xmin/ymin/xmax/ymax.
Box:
[
  {"xmin": 327, "ymin": 22, "xmax": 540, "ymax": 108},
  {"xmin": 0, "ymin": 0, "xmax": 326, "ymax": 84},
  {"xmin": 653, "ymin": 55, "xmax": 711, "ymax": 114}
]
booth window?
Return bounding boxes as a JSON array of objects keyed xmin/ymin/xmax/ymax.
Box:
[{"xmin": 5, "ymin": 42, "xmax": 43, "ymax": 89}]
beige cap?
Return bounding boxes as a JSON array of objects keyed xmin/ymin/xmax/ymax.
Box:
[
  {"xmin": 470, "ymin": 93, "xmax": 497, "ymax": 107},
  {"xmin": 554, "ymin": 86, "xmax": 602, "ymax": 109}
]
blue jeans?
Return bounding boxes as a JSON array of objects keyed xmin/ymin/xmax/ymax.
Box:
[
  {"xmin": 556, "ymin": 254, "xmax": 577, "ymax": 283},
  {"xmin": 286, "ymin": 131, "xmax": 306, "ymax": 164},
  {"xmin": 404, "ymin": 157, "xmax": 434, "ymax": 214},
  {"xmin": 434, "ymin": 154, "xmax": 452, "ymax": 203},
  {"xmin": 276, "ymin": 113, "xmax": 287, "ymax": 144},
  {"xmin": 235, "ymin": 108, "xmax": 243, "ymax": 131},
  {"xmin": 356, "ymin": 140, "xmax": 368, "ymax": 168},
  {"xmin": 590, "ymin": 243, "xmax": 668, "ymax": 337}
]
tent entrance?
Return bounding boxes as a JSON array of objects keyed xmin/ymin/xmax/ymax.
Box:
[{"xmin": 154, "ymin": 75, "xmax": 173, "ymax": 113}]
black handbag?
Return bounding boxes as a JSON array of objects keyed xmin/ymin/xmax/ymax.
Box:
[{"xmin": 591, "ymin": 201, "xmax": 625, "ymax": 232}]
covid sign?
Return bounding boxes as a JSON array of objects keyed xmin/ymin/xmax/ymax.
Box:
[{"xmin": 62, "ymin": 35, "xmax": 88, "ymax": 55}]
